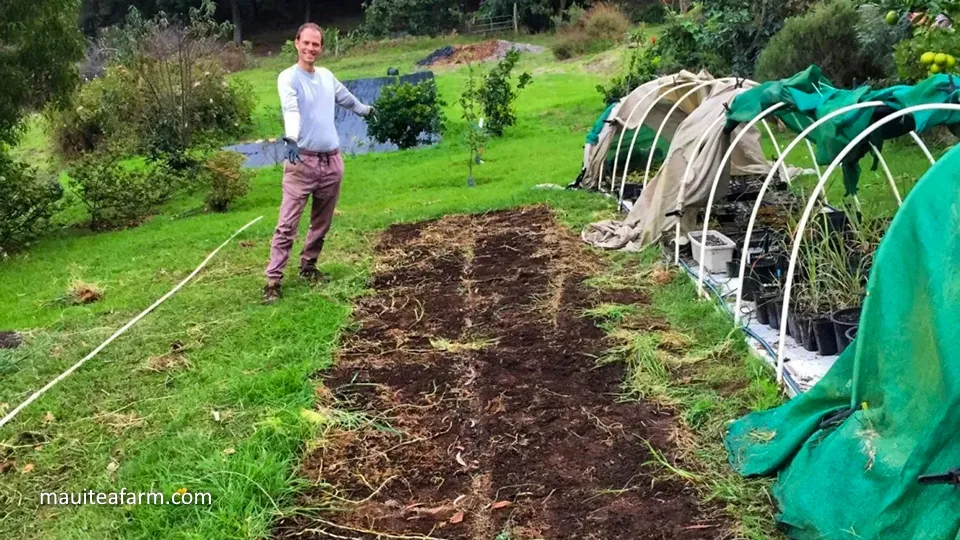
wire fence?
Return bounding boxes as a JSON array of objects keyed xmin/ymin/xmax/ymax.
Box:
[{"xmin": 465, "ymin": 4, "xmax": 519, "ymax": 35}]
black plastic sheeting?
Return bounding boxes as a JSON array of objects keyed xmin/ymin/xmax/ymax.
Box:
[
  {"xmin": 224, "ymin": 71, "xmax": 440, "ymax": 168},
  {"xmin": 417, "ymin": 46, "xmax": 455, "ymax": 66}
]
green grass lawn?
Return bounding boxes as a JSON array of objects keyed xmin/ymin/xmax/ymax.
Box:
[{"xmin": 0, "ymin": 28, "xmax": 949, "ymax": 539}]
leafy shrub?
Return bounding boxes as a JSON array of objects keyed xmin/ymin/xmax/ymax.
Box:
[
  {"xmin": 552, "ymin": 3, "xmax": 631, "ymax": 59},
  {"xmin": 218, "ymin": 41, "xmax": 254, "ymax": 73},
  {"xmin": 596, "ymin": 44, "xmax": 660, "ymax": 103},
  {"xmin": 550, "ymin": 4, "xmax": 588, "ymax": 30},
  {"xmin": 757, "ymin": 0, "xmax": 892, "ymax": 87},
  {"xmin": 584, "ymin": 3, "xmax": 632, "ymax": 39},
  {"xmin": 477, "ymin": 50, "xmax": 534, "ymax": 136},
  {"xmin": 856, "ymin": 4, "xmax": 909, "ymax": 79},
  {"xmin": 642, "ymin": 0, "xmax": 802, "ymax": 77},
  {"xmin": 637, "ymin": 3, "xmax": 668, "ymax": 24},
  {"xmin": 203, "ymin": 151, "xmax": 250, "ymax": 212},
  {"xmin": 368, "ymin": 78, "xmax": 447, "ymax": 149},
  {"xmin": 48, "ymin": 65, "xmax": 142, "ymax": 157},
  {"xmin": 67, "ymin": 153, "xmax": 176, "ymax": 230},
  {"xmin": 553, "ymin": 30, "xmax": 614, "ymax": 59},
  {"xmin": 52, "ymin": 1, "xmax": 254, "ymax": 163},
  {"xmin": 701, "ymin": 0, "xmax": 802, "ymax": 76},
  {"xmin": 0, "ymin": 151, "xmax": 63, "ymax": 255},
  {"xmin": 894, "ymin": 27, "xmax": 960, "ymax": 82},
  {"xmin": 647, "ymin": 9, "xmax": 729, "ymax": 74},
  {"xmin": 363, "ymin": 0, "xmax": 464, "ymax": 37}
]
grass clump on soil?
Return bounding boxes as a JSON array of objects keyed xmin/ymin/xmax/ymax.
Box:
[{"xmin": 590, "ymin": 254, "xmax": 785, "ymax": 539}]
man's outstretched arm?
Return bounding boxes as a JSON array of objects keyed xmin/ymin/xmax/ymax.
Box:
[{"xmin": 333, "ymin": 77, "xmax": 373, "ymax": 117}]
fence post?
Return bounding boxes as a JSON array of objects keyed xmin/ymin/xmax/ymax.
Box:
[{"xmin": 513, "ymin": 2, "xmax": 519, "ymax": 34}]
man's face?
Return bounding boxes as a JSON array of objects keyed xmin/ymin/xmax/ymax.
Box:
[{"xmin": 296, "ymin": 28, "xmax": 323, "ymax": 64}]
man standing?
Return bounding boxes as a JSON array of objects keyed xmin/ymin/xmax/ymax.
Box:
[{"xmin": 263, "ymin": 23, "xmax": 374, "ymax": 304}]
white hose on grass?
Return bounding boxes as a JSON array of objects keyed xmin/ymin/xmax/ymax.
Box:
[{"xmin": 0, "ymin": 215, "xmax": 264, "ymax": 431}]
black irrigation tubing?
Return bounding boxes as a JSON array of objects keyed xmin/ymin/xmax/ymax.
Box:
[{"xmin": 675, "ymin": 256, "xmax": 803, "ymax": 396}]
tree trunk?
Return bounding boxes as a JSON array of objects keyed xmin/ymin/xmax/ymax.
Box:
[
  {"xmin": 304, "ymin": 0, "xmax": 312, "ymax": 23},
  {"xmin": 231, "ymin": 0, "xmax": 242, "ymax": 44}
]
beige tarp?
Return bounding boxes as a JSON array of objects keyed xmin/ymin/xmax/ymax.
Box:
[
  {"xmin": 581, "ymin": 78, "xmax": 809, "ymax": 251},
  {"xmin": 582, "ymin": 70, "xmax": 716, "ymax": 190}
]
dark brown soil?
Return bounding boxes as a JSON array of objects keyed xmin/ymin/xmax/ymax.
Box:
[
  {"xmin": 0, "ymin": 331, "xmax": 22, "ymax": 349},
  {"xmin": 275, "ymin": 206, "xmax": 730, "ymax": 540}
]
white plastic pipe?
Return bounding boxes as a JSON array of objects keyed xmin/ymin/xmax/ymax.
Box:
[
  {"xmin": 609, "ymin": 81, "xmax": 673, "ymax": 193},
  {"xmin": 0, "ymin": 216, "xmax": 265, "ymax": 430},
  {"xmin": 762, "ymin": 119, "xmax": 792, "ymax": 186},
  {"xmin": 870, "ymin": 142, "xmax": 902, "ymax": 206},
  {"xmin": 619, "ymin": 81, "xmax": 703, "ymax": 205},
  {"xmin": 696, "ymin": 102, "xmax": 787, "ymax": 296},
  {"xmin": 732, "ymin": 102, "xmax": 886, "ymax": 323},
  {"xmin": 673, "ymin": 112, "xmax": 729, "ymax": 264},
  {"xmin": 909, "ymin": 130, "xmax": 937, "ymax": 165},
  {"xmin": 643, "ymin": 80, "xmax": 719, "ymax": 188},
  {"xmin": 775, "ymin": 103, "xmax": 960, "ymax": 383}
]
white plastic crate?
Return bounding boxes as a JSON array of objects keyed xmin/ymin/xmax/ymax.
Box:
[{"xmin": 687, "ymin": 230, "xmax": 736, "ymax": 274}]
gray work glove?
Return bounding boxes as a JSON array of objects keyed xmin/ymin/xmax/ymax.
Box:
[
  {"xmin": 366, "ymin": 106, "xmax": 376, "ymax": 120},
  {"xmin": 281, "ymin": 137, "xmax": 302, "ymax": 165}
]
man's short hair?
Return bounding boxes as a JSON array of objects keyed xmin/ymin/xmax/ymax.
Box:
[{"xmin": 296, "ymin": 23, "xmax": 323, "ymax": 45}]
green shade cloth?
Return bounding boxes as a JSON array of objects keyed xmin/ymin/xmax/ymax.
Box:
[
  {"xmin": 602, "ymin": 125, "xmax": 670, "ymax": 177},
  {"xmin": 724, "ymin": 144, "xmax": 960, "ymax": 539},
  {"xmin": 586, "ymin": 103, "xmax": 617, "ymax": 145},
  {"xmin": 725, "ymin": 65, "xmax": 960, "ymax": 195}
]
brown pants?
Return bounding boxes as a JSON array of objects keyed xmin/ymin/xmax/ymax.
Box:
[{"xmin": 265, "ymin": 150, "xmax": 344, "ymax": 281}]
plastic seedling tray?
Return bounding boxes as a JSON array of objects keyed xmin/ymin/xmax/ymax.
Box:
[{"xmin": 688, "ymin": 230, "xmax": 736, "ymax": 273}]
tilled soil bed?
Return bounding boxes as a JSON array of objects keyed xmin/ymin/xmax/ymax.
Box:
[{"xmin": 276, "ymin": 206, "xmax": 729, "ymax": 539}]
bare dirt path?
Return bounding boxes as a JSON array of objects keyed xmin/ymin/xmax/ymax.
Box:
[{"xmin": 276, "ymin": 206, "xmax": 729, "ymax": 540}]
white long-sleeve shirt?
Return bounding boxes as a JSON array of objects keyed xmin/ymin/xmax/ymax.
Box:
[{"xmin": 278, "ymin": 65, "xmax": 371, "ymax": 152}]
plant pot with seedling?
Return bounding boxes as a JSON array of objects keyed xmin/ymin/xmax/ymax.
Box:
[
  {"xmin": 767, "ymin": 298, "xmax": 783, "ymax": 331},
  {"xmin": 831, "ymin": 306, "xmax": 861, "ymax": 354},
  {"xmin": 798, "ymin": 312, "xmax": 817, "ymax": 351},
  {"xmin": 812, "ymin": 315, "xmax": 838, "ymax": 355}
]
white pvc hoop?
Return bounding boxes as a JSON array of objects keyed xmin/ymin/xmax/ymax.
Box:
[
  {"xmin": 672, "ymin": 111, "xmax": 821, "ymax": 265},
  {"xmin": 642, "ymin": 79, "xmax": 736, "ymax": 189},
  {"xmin": 673, "ymin": 112, "xmax": 729, "ymax": 264},
  {"xmin": 609, "ymin": 80, "xmax": 674, "ymax": 193},
  {"xmin": 910, "ymin": 130, "xmax": 937, "ymax": 165},
  {"xmin": 732, "ymin": 102, "xmax": 886, "ymax": 321},
  {"xmin": 619, "ymin": 81, "xmax": 703, "ymax": 205},
  {"xmin": 696, "ymin": 102, "xmax": 788, "ymax": 295},
  {"xmin": 870, "ymin": 142, "xmax": 903, "ymax": 206},
  {"xmin": 775, "ymin": 103, "xmax": 960, "ymax": 383}
]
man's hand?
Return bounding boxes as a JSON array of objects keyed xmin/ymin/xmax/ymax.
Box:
[
  {"xmin": 281, "ymin": 137, "xmax": 302, "ymax": 165},
  {"xmin": 366, "ymin": 106, "xmax": 376, "ymax": 119}
]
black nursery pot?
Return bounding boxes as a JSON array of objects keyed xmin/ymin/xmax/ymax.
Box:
[
  {"xmin": 622, "ymin": 183, "xmax": 642, "ymax": 201},
  {"xmin": 812, "ymin": 316, "xmax": 838, "ymax": 356},
  {"xmin": 832, "ymin": 306, "xmax": 862, "ymax": 354},
  {"xmin": 845, "ymin": 325, "xmax": 859, "ymax": 345},
  {"xmin": 787, "ymin": 309, "xmax": 801, "ymax": 340},
  {"xmin": 767, "ymin": 299, "xmax": 783, "ymax": 331},
  {"xmin": 726, "ymin": 260, "xmax": 739, "ymax": 278},
  {"xmin": 799, "ymin": 314, "xmax": 818, "ymax": 352},
  {"xmin": 754, "ymin": 294, "xmax": 774, "ymax": 325}
]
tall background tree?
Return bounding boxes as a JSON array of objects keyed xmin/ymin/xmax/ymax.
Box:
[{"xmin": 0, "ymin": 0, "xmax": 85, "ymax": 146}]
